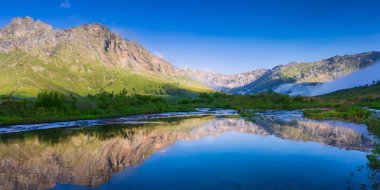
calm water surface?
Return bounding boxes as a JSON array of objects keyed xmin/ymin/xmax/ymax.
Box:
[{"xmin": 0, "ymin": 110, "xmax": 376, "ymax": 190}]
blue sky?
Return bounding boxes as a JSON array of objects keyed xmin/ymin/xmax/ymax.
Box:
[{"xmin": 1, "ymin": 0, "xmax": 380, "ymax": 74}]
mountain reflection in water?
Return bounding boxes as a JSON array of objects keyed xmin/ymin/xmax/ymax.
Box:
[{"xmin": 0, "ymin": 113, "xmax": 375, "ymax": 190}]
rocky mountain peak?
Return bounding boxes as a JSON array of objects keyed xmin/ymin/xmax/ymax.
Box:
[
  {"xmin": 1, "ymin": 16, "xmax": 53, "ymax": 36},
  {"xmin": 0, "ymin": 16, "xmax": 183, "ymax": 77},
  {"xmin": 73, "ymin": 23, "xmax": 111, "ymax": 35},
  {"xmin": 0, "ymin": 16, "xmax": 213, "ymax": 95}
]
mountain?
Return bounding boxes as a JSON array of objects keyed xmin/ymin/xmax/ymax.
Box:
[
  {"xmin": 180, "ymin": 67, "xmax": 268, "ymax": 91},
  {"xmin": 2, "ymin": 17, "xmax": 380, "ymax": 97},
  {"xmin": 229, "ymin": 51, "xmax": 380, "ymax": 94},
  {"xmin": 0, "ymin": 17, "xmax": 209, "ymax": 96}
]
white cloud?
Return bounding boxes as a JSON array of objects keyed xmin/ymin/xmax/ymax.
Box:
[
  {"xmin": 274, "ymin": 62, "xmax": 380, "ymax": 96},
  {"xmin": 60, "ymin": 0, "xmax": 71, "ymax": 8},
  {"xmin": 309, "ymin": 62, "xmax": 380, "ymax": 96}
]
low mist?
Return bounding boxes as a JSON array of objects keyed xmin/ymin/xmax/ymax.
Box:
[{"xmin": 274, "ymin": 62, "xmax": 380, "ymax": 96}]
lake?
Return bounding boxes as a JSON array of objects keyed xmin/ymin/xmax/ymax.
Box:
[{"xmin": 0, "ymin": 110, "xmax": 376, "ymax": 190}]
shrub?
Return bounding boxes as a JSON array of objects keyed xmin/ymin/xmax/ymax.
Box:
[{"xmin": 36, "ymin": 91, "xmax": 65, "ymax": 109}]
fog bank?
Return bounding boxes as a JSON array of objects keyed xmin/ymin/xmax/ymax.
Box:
[{"xmin": 274, "ymin": 62, "xmax": 380, "ymax": 96}]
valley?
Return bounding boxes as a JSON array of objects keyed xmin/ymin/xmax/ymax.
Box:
[{"xmin": 1, "ymin": 16, "xmax": 379, "ymax": 139}]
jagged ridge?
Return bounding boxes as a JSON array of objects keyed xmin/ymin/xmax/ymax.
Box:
[{"xmin": 0, "ymin": 16, "xmax": 209, "ymax": 96}]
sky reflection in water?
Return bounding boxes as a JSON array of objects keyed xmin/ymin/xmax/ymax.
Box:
[{"xmin": 0, "ymin": 111, "xmax": 375, "ymax": 190}]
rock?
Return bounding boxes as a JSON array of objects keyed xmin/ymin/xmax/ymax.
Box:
[{"xmin": 0, "ymin": 17, "xmax": 179, "ymax": 76}]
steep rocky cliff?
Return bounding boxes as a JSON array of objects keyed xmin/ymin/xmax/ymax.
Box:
[{"xmin": 0, "ymin": 16, "xmax": 180, "ymax": 75}]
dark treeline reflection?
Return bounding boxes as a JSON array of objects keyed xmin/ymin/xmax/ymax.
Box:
[{"xmin": 0, "ymin": 116, "xmax": 375, "ymax": 190}]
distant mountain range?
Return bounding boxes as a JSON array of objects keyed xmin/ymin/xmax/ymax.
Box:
[
  {"xmin": 1, "ymin": 16, "xmax": 379, "ymax": 96},
  {"xmin": 190, "ymin": 51, "xmax": 380, "ymax": 94},
  {"xmin": 181, "ymin": 67, "xmax": 268, "ymax": 91},
  {"xmin": 230, "ymin": 51, "xmax": 380, "ymax": 94}
]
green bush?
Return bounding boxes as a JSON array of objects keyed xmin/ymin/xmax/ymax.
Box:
[
  {"xmin": 36, "ymin": 91, "xmax": 63, "ymax": 108},
  {"xmin": 366, "ymin": 118, "xmax": 380, "ymax": 137}
]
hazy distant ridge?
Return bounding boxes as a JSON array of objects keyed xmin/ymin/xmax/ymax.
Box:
[{"xmin": 229, "ymin": 51, "xmax": 380, "ymax": 94}]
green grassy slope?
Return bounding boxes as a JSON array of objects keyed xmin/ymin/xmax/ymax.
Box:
[
  {"xmin": 0, "ymin": 52, "xmax": 209, "ymax": 97},
  {"xmin": 319, "ymin": 83, "xmax": 380, "ymax": 99},
  {"xmin": 318, "ymin": 82, "xmax": 380, "ymax": 109}
]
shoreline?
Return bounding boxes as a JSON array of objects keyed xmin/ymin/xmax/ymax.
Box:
[{"xmin": 0, "ymin": 108, "xmax": 238, "ymax": 134}]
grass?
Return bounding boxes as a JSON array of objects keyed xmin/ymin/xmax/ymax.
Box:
[
  {"xmin": 1, "ymin": 79, "xmax": 379, "ymax": 138},
  {"xmin": 0, "ymin": 90, "xmax": 330, "ymax": 126},
  {"xmin": 302, "ymin": 82, "xmax": 380, "ymax": 138},
  {"xmin": 0, "ymin": 51, "xmax": 209, "ymax": 97},
  {"xmin": 0, "ymin": 90, "xmax": 195, "ymax": 125},
  {"xmin": 1, "ymin": 82, "xmax": 379, "ymax": 140},
  {"xmin": 303, "ymin": 106, "xmax": 371, "ymax": 123}
]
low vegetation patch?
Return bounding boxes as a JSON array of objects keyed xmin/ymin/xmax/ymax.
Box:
[
  {"xmin": 0, "ymin": 89, "xmax": 194, "ymax": 125},
  {"xmin": 1, "ymin": 89, "xmax": 379, "ymax": 139},
  {"xmin": 0, "ymin": 90, "xmax": 328, "ymax": 125},
  {"xmin": 303, "ymin": 106, "xmax": 371, "ymax": 122}
]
